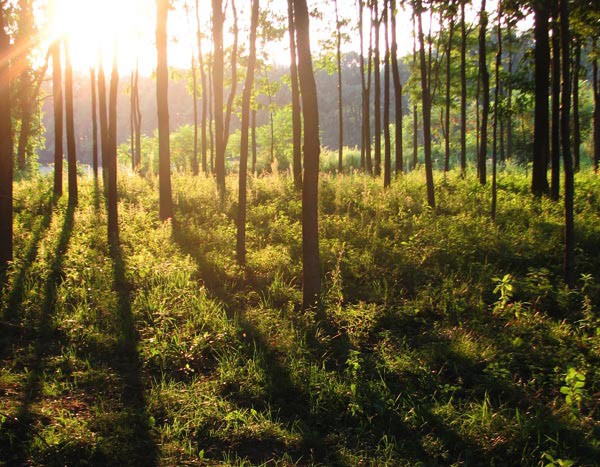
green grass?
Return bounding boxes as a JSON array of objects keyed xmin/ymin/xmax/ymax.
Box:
[{"xmin": 1, "ymin": 168, "xmax": 599, "ymax": 466}]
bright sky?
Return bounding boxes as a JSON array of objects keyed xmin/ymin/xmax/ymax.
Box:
[{"xmin": 40, "ymin": 0, "xmax": 533, "ymax": 76}]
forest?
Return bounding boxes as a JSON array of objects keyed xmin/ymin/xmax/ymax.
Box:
[{"xmin": 1, "ymin": 0, "xmax": 600, "ymax": 465}]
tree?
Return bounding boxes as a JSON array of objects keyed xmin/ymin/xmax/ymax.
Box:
[
  {"xmin": 334, "ymin": 0, "xmax": 344, "ymax": 174},
  {"xmin": 383, "ymin": 0, "xmax": 391, "ymax": 187},
  {"xmin": 572, "ymin": 39, "xmax": 581, "ymax": 172},
  {"xmin": 531, "ymin": 0, "xmax": 550, "ymax": 196},
  {"xmin": 107, "ymin": 48, "xmax": 119, "ymax": 244},
  {"xmin": 64, "ymin": 38, "xmax": 78, "ymax": 205},
  {"xmin": 390, "ymin": 0, "xmax": 403, "ymax": 175},
  {"xmin": 550, "ymin": 0, "xmax": 560, "ymax": 199},
  {"xmin": 156, "ymin": 0, "xmax": 174, "ymax": 220},
  {"xmin": 459, "ymin": 0, "xmax": 467, "ymax": 176},
  {"xmin": 288, "ymin": 0, "xmax": 302, "ymax": 188},
  {"xmin": 237, "ymin": 0, "xmax": 259, "ymax": 266},
  {"xmin": 477, "ymin": 0, "xmax": 489, "ymax": 186},
  {"xmin": 293, "ymin": 0, "xmax": 321, "ymax": 311},
  {"xmin": 195, "ymin": 0, "xmax": 208, "ymax": 175},
  {"xmin": 560, "ymin": 0, "xmax": 574, "ymax": 287},
  {"xmin": 443, "ymin": 2, "xmax": 456, "ymax": 173},
  {"xmin": 372, "ymin": 0, "xmax": 381, "ymax": 177},
  {"xmin": 594, "ymin": 40, "xmax": 599, "ymax": 172},
  {"xmin": 416, "ymin": 0, "xmax": 435, "ymax": 208},
  {"xmin": 0, "ymin": 3, "xmax": 12, "ymax": 271},
  {"xmin": 90, "ymin": 67, "xmax": 99, "ymax": 178},
  {"xmin": 98, "ymin": 53, "xmax": 109, "ymax": 187},
  {"xmin": 191, "ymin": 52, "xmax": 199, "ymax": 175},
  {"xmin": 51, "ymin": 39, "xmax": 63, "ymax": 197},
  {"xmin": 358, "ymin": 0, "xmax": 373, "ymax": 174},
  {"xmin": 492, "ymin": 3, "xmax": 502, "ymax": 220}
]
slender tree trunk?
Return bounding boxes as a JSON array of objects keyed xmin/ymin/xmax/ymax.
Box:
[
  {"xmin": 90, "ymin": 67, "xmax": 99, "ymax": 178},
  {"xmin": 572, "ymin": 40, "xmax": 581, "ymax": 173},
  {"xmin": 15, "ymin": 0, "xmax": 32, "ymax": 172},
  {"xmin": 107, "ymin": 49, "xmax": 119, "ymax": 245},
  {"xmin": 212, "ymin": 0, "xmax": 226, "ymax": 192},
  {"xmin": 550, "ymin": 0, "xmax": 560, "ymax": 199},
  {"xmin": 251, "ymin": 107, "xmax": 257, "ymax": 174},
  {"xmin": 460, "ymin": 0, "xmax": 467, "ymax": 175},
  {"xmin": 335, "ymin": 0, "xmax": 344, "ymax": 174},
  {"xmin": 288, "ymin": 0, "xmax": 302, "ymax": 188},
  {"xmin": 64, "ymin": 39, "xmax": 78, "ymax": 205},
  {"xmin": 237, "ymin": 0, "xmax": 259, "ymax": 266},
  {"xmin": 373, "ymin": 1, "xmax": 381, "ymax": 177},
  {"xmin": 98, "ymin": 54, "xmax": 108, "ymax": 187},
  {"xmin": 130, "ymin": 70, "xmax": 135, "ymax": 170},
  {"xmin": 506, "ymin": 21, "xmax": 513, "ymax": 161},
  {"xmin": 195, "ymin": 0, "xmax": 208, "ymax": 175},
  {"xmin": 365, "ymin": 23, "xmax": 373, "ymax": 174},
  {"xmin": 0, "ymin": 9, "xmax": 12, "ymax": 270},
  {"xmin": 383, "ymin": 0, "xmax": 391, "ymax": 187},
  {"xmin": 209, "ymin": 63, "xmax": 215, "ymax": 175},
  {"xmin": 560, "ymin": 0, "xmax": 574, "ymax": 287},
  {"xmin": 416, "ymin": 0, "xmax": 435, "ymax": 208},
  {"xmin": 293, "ymin": 0, "xmax": 321, "ymax": 311},
  {"xmin": 192, "ymin": 52, "xmax": 199, "ymax": 175},
  {"xmin": 532, "ymin": 1, "xmax": 550, "ymax": 195},
  {"xmin": 444, "ymin": 15, "xmax": 455, "ymax": 172},
  {"xmin": 16, "ymin": 78, "xmax": 31, "ymax": 172},
  {"xmin": 223, "ymin": 0, "xmax": 238, "ymax": 154},
  {"xmin": 492, "ymin": 6, "xmax": 502, "ymax": 221},
  {"xmin": 156, "ymin": 0, "xmax": 174, "ymax": 220},
  {"xmin": 51, "ymin": 40, "xmax": 63, "ymax": 197},
  {"xmin": 358, "ymin": 0, "xmax": 366, "ymax": 171},
  {"xmin": 390, "ymin": 0, "xmax": 403, "ymax": 175},
  {"xmin": 134, "ymin": 61, "xmax": 142, "ymax": 169},
  {"xmin": 477, "ymin": 0, "xmax": 489, "ymax": 186},
  {"xmin": 412, "ymin": 10, "xmax": 418, "ymax": 171},
  {"xmin": 593, "ymin": 42, "xmax": 600, "ymax": 173}
]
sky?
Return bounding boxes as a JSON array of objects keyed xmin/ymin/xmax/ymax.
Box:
[{"xmin": 40, "ymin": 0, "xmax": 533, "ymax": 76}]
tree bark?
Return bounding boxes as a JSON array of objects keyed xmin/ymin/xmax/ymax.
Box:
[
  {"xmin": 335, "ymin": 0, "xmax": 344, "ymax": 174},
  {"xmin": 212, "ymin": 0, "xmax": 226, "ymax": 192},
  {"xmin": 532, "ymin": 0, "xmax": 550, "ymax": 196},
  {"xmin": 293, "ymin": 0, "xmax": 321, "ymax": 311},
  {"xmin": 390, "ymin": 0, "xmax": 403, "ymax": 175},
  {"xmin": 251, "ymin": 108, "xmax": 257, "ymax": 174},
  {"xmin": 195, "ymin": 0, "xmax": 208, "ymax": 175},
  {"xmin": 107, "ymin": 50, "xmax": 119, "ymax": 245},
  {"xmin": 594, "ymin": 42, "xmax": 600, "ymax": 173},
  {"xmin": 550, "ymin": 0, "xmax": 560, "ymax": 200},
  {"xmin": 237, "ymin": 0, "xmax": 259, "ymax": 266},
  {"xmin": 64, "ymin": 39, "xmax": 78, "ymax": 205},
  {"xmin": 383, "ymin": 0, "xmax": 391, "ymax": 187},
  {"xmin": 288, "ymin": 0, "xmax": 302, "ymax": 188},
  {"xmin": 460, "ymin": 0, "xmax": 467, "ymax": 176},
  {"xmin": 492, "ymin": 5, "xmax": 502, "ymax": 221},
  {"xmin": 191, "ymin": 52, "xmax": 199, "ymax": 175},
  {"xmin": 51, "ymin": 40, "xmax": 63, "ymax": 197},
  {"xmin": 572, "ymin": 40, "xmax": 581, "ymax": 173},
  {"xmin": 477, "ymin": 0, "xmax": 489, "ymax": 186},
  {"xmin": 444, "ymin": 14, "xmax": 455, "ymax": 172},
  {"xmin": 0, "ymin": 8, "xmax": 12, "ymax": 270},
  {"xmin": 373, "ymin": 1, "xmax": 381, "ymax": 177},
  {"xmin": 156, "ymin": 0, "xmax": 174, "ymax": 220},
  {"xmin": 560, "ymin": 0, "xmax": 574, "ymax": 287},
  {"xmin": 90, "ymin": 67, "xmax": 99, "ymax": 178},
  {"xmin": 506, "ymin": 21, "xmax": 513, "ymax": 161},
  {"xmin": 412, "ymin": 10, "xmax": 418, "ymax": 171}
]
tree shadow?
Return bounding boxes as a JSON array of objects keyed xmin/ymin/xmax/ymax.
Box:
[{"xmin": 0, "ymin": 201, "xmax": 74, "ymax": 466}]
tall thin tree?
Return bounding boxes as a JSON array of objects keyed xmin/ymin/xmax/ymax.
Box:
[
  {"xmin": 383, "ymin": 0, "xmax": 391, "ymax": 187},
  {"xmin": 390, "ymin": 0, "xmax": 403, "ymax": 175},
  {"xmin": 477, "ymin": 0, "xmax": 489, "ymax": 186},
  {"xmin": 51, "ymin": 39, "xmax": 63, "ymax": 197},
  {"xmin": 288, "ymin": 0, "xmax": 302, "ymax": 188},
  {"xmin": 492, "ymin": 3, "xmax": 502, "ymax": 220},
  {"xmin": 107, "ymin": 48, "xmax": 119, "ymax": 244},
  {"xmin": 64, "ymin": 38, "xmax": 78, "ymax": 205},
  {"xmin": 90, "ymin": 67, "xmax": 99, "ymax": 178},
  {"xmin": 195, "ymin": 0, "xmax": 208, "ymax": 175},
  {"xmin": 550, "ymin": 0, "xmax": 560, "ymax": 199},
  {"xmin": 459, "ymin": 0, "xmax": 467, "ymax": 176},
  {"xmin": 372, "ymin": 0, "xmax": 381, "ymax": 177},
  {"xmin": 334, "ymin": 0, "xmax": 344, "ymax": 174},
  {"xmin": 0, "ymin": 4, "xmax": 12, "ymax": 270}
]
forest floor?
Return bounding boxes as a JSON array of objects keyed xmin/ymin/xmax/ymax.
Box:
[{"xmin": 1, "ymin": 169, "xmax": 599, "ymax": 466}]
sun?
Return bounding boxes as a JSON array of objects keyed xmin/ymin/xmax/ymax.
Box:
[{"xmin": 45, "ymin": 0, "xmax": 155, "ymax": 74}]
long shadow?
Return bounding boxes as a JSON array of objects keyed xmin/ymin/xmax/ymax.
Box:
[
  {"xmin": 100, "ymin": 239, "xmax": 158, "ymax": 466},
  {"xmin": 0, "ymin": 201, "xmax": 74, "ymax": 466}
]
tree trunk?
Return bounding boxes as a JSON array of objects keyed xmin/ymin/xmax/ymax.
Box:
[
  {"xmin": 390, "ymin": 0, "xmax": 403, "ymax": 175},
  {"xmin": 212, "ymin": 0, "xmax": 226, "ymax": 192},
  {"xmin": 594, "ymin": 43, "xmax": 600, "ymax": 173},
  {"xmin": 195, "ymin": 0, "xmax": 208, "ymax": 175},
  {"xmin": 51, "ymin": 40, "xmax": 63, "ymax": 197},
  {"xmin": 130, "ymin": 70, "xmax": 135, "ymax": 170},
  {"xmin": 506, "ymin": 21, "xmax": 513, "ymax": 161},
  {"xmin": 459, "ymin": 0, "xmax": 467, "ymax": 175},
  {"xmin": 492, "ymin": 6, "xmax": 502, "ymax": 221},
  {"xmin": 335, "ymin": 0, "xmax": 344, "ymax": 174},
  {"xmin": 90, "ymin": 67, "xmax": 99, "ymax": 178},
  {"xmin": 134, "ymin": 61, "xmax": 142, "ymax": 170},
  {"xmin": 444, "ymin": 15, "xmax": 455, "ymax": 172},
  {"xmin": 237, "ymin": 0, "xmax": 259, "ymax": 266},
  {"xmin": 572, "ymin": 40, "xmax": 580, "ymax": 173},
  {"xmin": 0, "ymin": 8, "xmax": 12, "ymax": 270},
  {"xmin": 358, "ymin": 0, "xmax": 366, "ymax": 171},
  {"xmin": 365, "ymin": 23, "xmax": 373, "ymax": 174},
  {"xmin": 477, "ymin": 0, "xmax": 489, "ymax": 186},
  {"xmin": 107, "ymin": 50, "xmax": 119, "ymax": 245},
  {"xmin": 412, "ymin": 10, "xmax": 418, "ymax": 171},
  {"xmin": 192, "ymin": 52, "xmax": 199, "ymax": 175},
  {"xmin": 98, "ymin": 55, "xmax": 108, "ymax": 187},
  {"xmin": 416, "ymin": 0, "xmax": 435, "ymax": 208},
  {"xmin": 251, "ymin": 108, "xmax": 257, "ymax": 174},
  {"xmin": 156, "ymin": 0, "xmax": 174, "ymax": 220},
  {"xmin": 64, "ymin": 39, "xmax": 78, "ymax": 205},
  {"xmin": 373, "ymin": 1, "xmax": 381, "ymax": 177},
  {"xmin": 223, "ymin": 0, "xmax": 238, "ymax": 152},
  {"xmin": 560, "ymin": 0, "xmax": 574, "ymax": 287},
  {"xmin": 293, "ymin": 0, "xmax": 321, "ymax": 311},
  {"xmin": 383, "ymin": 0, "xmax": 391, "ymax": 187},
  {"xmin": 209, "ymin": 63, "xmax": 215, "ymax": 175},
  {"xmin": 288, "ymin": 0, "xmax": 302, "ymax": 188},
  {"xmin": 532, "ymin": 1, "xmax": 550, "ymax": 196},
  {"xmin": 550, "ymin": 0, "xmax": 560, "ymax": 200}
]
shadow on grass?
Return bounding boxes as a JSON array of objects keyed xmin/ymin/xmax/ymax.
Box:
[{"xmin": 0, "ymin": 201, "xmax": 74, "ymax": 466}]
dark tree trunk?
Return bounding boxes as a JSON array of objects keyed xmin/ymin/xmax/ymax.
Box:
[
  {"xmin": 0, "ymin": 9, "xmax": 12, "ymax": 270},
  {"xmin": 572, "ymin": 40, "xmax": 581, "ymax": 173},
  {"xmin": 365, "ymin": 24, "xmax": 373, "ymax": 174},
  {"xmin": 212, "ymin": 0, "xmax": 226, "ymax": 192},
  {"xmin": 251, "ymin": 108, "xmax": 257, "ymax": 174},
  {"xmin": 492, "ymin": 6, "xmax": 502, "ymax": 221},
  {"xmin": 107, "ymin": 51, "xmax": 119, "ymax": 245},
  {"xmin": 208, "ymin": 63, "xmax": 215, "ymax": 175},
  {"xmin": 444, "ymin": 15, "xmax": 455, "ymax": 172},
  {"xmin": 134, "ymin": 61, "xmax": 142, "ymax": 169},
  {"xmin": 390, "ymin": 0, "xmax": 403, "ymax": 175},
  {"xmin": 130, "ymin": 70, "xmax": 135, "ymax": 170},
  {"xmin": 412, "ymin": 10, "xmax": 418, "ymax": 171},
  {"xmin": 532, "ymin": 1, "xmax": 550, "ymax": 196},
  {"xmin": 64, "ymin": 40, "xmax": 78, "ymax": 205},
  {"xmin": 98, "ymin": 55, "xmax": 108, "ymax": 188},
  {"xmin": 293, "ymin": 0, "xmax": 321, "ymax": 311},
  {"xmin": 237, "ymin": 0, "xmax": 259, "ymax": 266},
  {"xmin": 551, "ymin": 0, "xmax": 560, "ymax": 200},
  {"xmin": 506, "ymin": 21, "xmax": 513, "ymax": 161},
  {"xmin": 560, "ymin": 0, "xmax": 574, "ymax": 287},
  {"xmin": 16, "ymin": 78, "xmax": 31, "ymax": 172},
  {"xmin": 195, "ymin": 0, "xmax": 208, "ymax": 175},
  {"xmin": 359, "ymin": 0, "xmax": 366, "ymax": 171},
  {"xmin": 383, "ymin": 0, "xmax": 391, "ymax": 187},
  {"xmin": 477, "ymin": 0, "xmax": 489, "ymax": 186},
  {"xmin": 288, "ymin": 0, "xmax": 302, "ymax": 188},
  {"xmin": 51, "ymin": 40, "xmax": 63, "ymax": 197},
  {"xmin": 192, "ymin": 53, "xmax": 199, "ymax": 175},
  {"xmin": 335, "ymin": 0, "xmax": 344, "ymax": 174},
  {"xmin": 373, "ymin": 1, "xmax": 381, "ymax": 177},
  {"xmin": 594, "ymin": 44, "xmax": 600, "ymax": 172},
  {"xmin": 416, "ymin": 0, "xmax": 435, "ymax": 208},
  {"xmin": 156, "ymin": 0, "xmax": 174, "ymax": 220},
  {"xmin": 90, "ymin": 67, "xmax": 98, "ymax": 178},
  {"xmin": 460, "ymin": 0, "xmax": 467, "ymax": 175}
]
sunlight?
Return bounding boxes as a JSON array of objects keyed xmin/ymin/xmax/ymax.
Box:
[{"xmin": 46, "ymin": 0, "xmax": 154, "ymax": 73}]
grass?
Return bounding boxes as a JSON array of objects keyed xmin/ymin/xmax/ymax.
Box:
[{"xmin": 1, "ymin": 168, "xmax": 599, "ymax": 466}]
